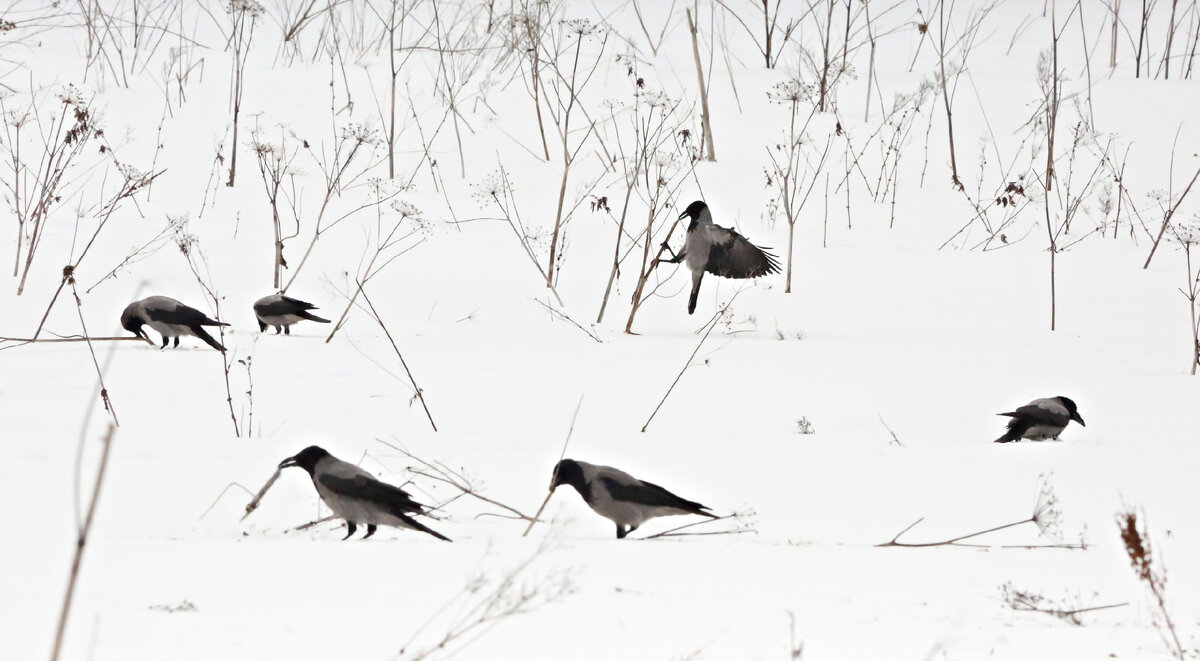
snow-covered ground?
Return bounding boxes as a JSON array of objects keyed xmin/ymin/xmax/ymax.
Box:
[{"xmin": 2, "ymin": 1, "xmax": 1199, "ymax": 659}]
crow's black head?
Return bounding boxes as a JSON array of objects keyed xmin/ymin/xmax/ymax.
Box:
[
  {"xmin": 678, "ymin": 200, "xmax": 708, "ymax": 221},
  {"xmin": 120, "ymin": 302, "xmax": 148, "ymax": 341},
  {"xmin": 549, "ymin": 458, "xmax": 586, "ymax": 493},
  {"xmin": 1057, "ymin": 396, "xmax": 1085, "ymax": 426},
  {"xmin": 279, "ymin": 445, "xmax": 331, "ymax": 474}
]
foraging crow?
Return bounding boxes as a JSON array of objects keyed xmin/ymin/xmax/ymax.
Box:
[
  {"xmin": 120, "ymin": 295, "xmax": 229, "ymax": 351},
  {"xmin": 549, "ymin": 459, "xmax": 717, "ymax": 539},
  {"xmin": 994, "ymin": 396, "xmax": 1085, "ymax": 443},
  {"xmin": 253, "ymin": 294, "xmax": 331, "ymax": 334},
  {"xmin": 279, "ymin": 445, "xmax": 450, "ymax": 541},
  {"xmin": 662, "ymin": 200, "xmax": 780, "ymax": 314}
]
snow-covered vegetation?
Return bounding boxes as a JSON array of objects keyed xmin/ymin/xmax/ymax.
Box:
[{"xmin": 2, "ymin": 0, "xmax": 1199, "ymax": 658}]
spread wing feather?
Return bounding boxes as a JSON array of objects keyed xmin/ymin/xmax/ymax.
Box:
[{"xmin": 705, "ymin": 224, "xmax": 781, "ymax": 279}]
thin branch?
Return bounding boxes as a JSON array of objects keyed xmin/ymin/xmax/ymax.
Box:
[
  {"xmin": 49, "ymin": 424, "xmax": 115, "ymax": 661},
  {"xmin": 356, "ymin": 281, "xmax": 437, "ymax": 431},
  {"xmin": 524, "ymin": 395, "xmax": 583, "ymax": 537},
  {"xmin": 641, "ymin": 289, "xmax": 743, "ymax": 432}
]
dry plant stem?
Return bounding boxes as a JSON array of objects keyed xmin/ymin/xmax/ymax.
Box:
[
  {"xmin": 533, "ymin": 299, "xmax": 602, "ymax": 342},
  {"xmin": 634, "ymin": 514, "xmax": 740, "ymax": 540},
  {"xmin": 242, "ymin": 467, "xmax": 282, "ymax": 521},
  {"xmin": 1009, "ymin": 597, "xmax": 1129, "ymax": 623},
  {"xmin": 198, "ymin": 481, "xmax": 255, "ymax": 521},
  {"xmin": 687, "ymin": 7, "xmax": 715, "ymax": 161},
  {"xmin": 523, "ymin": 395, "xmax": 583, "ymax": 537},
  {"xmin": 1045, "ymin": 2, "xmax": 1061, "ymax": 331},
  {"xmin": 182, "ymin": 247, "xmax": 240, "ymax": 437},
  {"xmin": 376, "ymin": 440, "xmax": 536, "ymax": 522},
  {"xmin": 225, "ymin": 3, "xmax": 260, "ymax": 188},
  {"xmin": 397, "ymin": 542, "xmax": 572, "ymax": 660},
  {"xmin": 30, "ymin": 169, "xmax": 165, "ymax": 341},
  {"xmin": 878, "ymin": 519, "xmax": 1084, "ymax": 550},
  {"xmin": 938, "ymin": 0, "xmax": 963, "ymax": 189},
  {"xmin": 543, "ymin": 27, "xmax": 603, "ymax": 287},
  {"xmin": 292, "ymin": 515, "xmax": 337, "ymax": 531},
  {"xmin": 641, "ymin": 290, "xmax": 742, "ymax": 432},
  {"xmin": 355, "ymin": 282, "xmax": 437, "ymax": 431},
  {"xmin": 1184, "ymin": 241, "xmax": 1200, "ymax": 374},
  {"xmin": 0, "ymin": 335, "xmax": 150, "ymax": 346},
  {"xmin": 878, "ymin": 516, "xmax": 1035, "ymax": 547},
  {"xmin": 1144, "ymin": 164, "xmax": 1200, "ymax": 268},
  {"xmin": 1117, "ymin": 509, "xmax": 1186, "ymax": 658},
  {"xmin": 70, "ymin": 280, "xmax": 117, "ymax": 425},
  {"xmin": 49, "ymin": 424, "xmax": 115, "ymax": 661}
]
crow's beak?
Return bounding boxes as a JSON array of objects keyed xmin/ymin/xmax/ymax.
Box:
[
  {"xmin": 278, "ymin": 456, "xmax": 298, "ymax": 469},
  {"xmin": 1072, "ymin": 413, "xmax": 1086, "ymax": 427},
  {"xmin": 678, "ymin": 210, "xmax": 689, "ymax": 220}
]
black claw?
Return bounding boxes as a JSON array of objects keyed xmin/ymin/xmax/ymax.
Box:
[
  {"xmin": 364, "ymin": 524, "xmax": 377, "ymax": 539},
  {"xmin": 342, "ymin": 522, "xmax": 357, "ymax": 540}
]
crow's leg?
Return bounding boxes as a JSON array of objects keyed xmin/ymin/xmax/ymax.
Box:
[
  {"xmin": 284, "ymin": 325, "xmax": 290, "ymax": 335},
  {"xmin": 616, "ymin": 524, "xmax": 628, "ymax": 539},
  {"xmin": 363, "ymin": 524, "xmax": 377, "ymax": 539},
  {"xmin": 659, "ymin": 242, "xmax": 685, "ymax": 264},
  {"xmin": 173, "ymin": 336, "xmax": 180, "ymax": 348},
  {"xmin": 160, "ymin": 335, "xmax": 169, "ymax": 349},
  {"xmin": 342, "ymin": 522, "xmax": 357, "ymax": 540},
  {"xmin": 274, "ymin": 325, "xmax": 282, "ymax": 334}
]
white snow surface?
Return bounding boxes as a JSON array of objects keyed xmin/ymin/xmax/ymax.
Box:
[{"xmin": 2, "ymin": 1, "xmax": 1199, "ymax": 659}]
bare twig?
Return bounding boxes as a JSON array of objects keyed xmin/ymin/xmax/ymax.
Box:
[
  {"xmin": 49, "ymin": 424, "xmax": 115, "ymax": 661},
  {"xmin": 376, "ymin": 439, "xmax": 537, "ymax": 524},
  {"xmin": 641, "ymin": 289, "xmax": 743, "ymax": 432},
  {"xmin": 879, "ymin": 415, "xmax": 905, "ymax": 447},
  {"xmin": 524, "ymin": 395, "xmax": 583, "ymax": 537},
  {"xmin": 634, "ymin": 512, "xmax": 754, "ymax": 540},
  {"xmin": 241, "ymin": 467, "xmax": 283, "ymax": 521},
  {"xmin": 356, "ymin": 281, "xmax": 437, "ymax": 431},
  {"xmin": 532, "ymin": 298, "xmax": 602, "ymax": 343},
  {"xmin": 1144, "ymin": 164, "xmax": 1200, "ymax": 268}
]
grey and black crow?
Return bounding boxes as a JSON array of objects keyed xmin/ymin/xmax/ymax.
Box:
[
  {"xmin": 994, "ymin": 396, "xmax": 1085, "ymax": 443},
  {"xmin": 120, "ymin": 295, "xmax": 229, "ymax": 351},
  {"xmin": 279, "ymin": 445, "xmax": 450, "ymax": 541},
  {"xmin": 662, "ymin": 200, "xmax": 781, "ymax": 314},
  {"xmin": 549, "ymin": 459, "xmax": 717, "ymax": 539},
  {"xmin": 253, "ymin": 294, "xmax": 331, "ymax": 334}
]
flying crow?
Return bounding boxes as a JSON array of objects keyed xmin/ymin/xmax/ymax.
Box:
[
  {"xmin": 662, "ymin": 200, "xmax": 780, "ymax": 314},
  {"xmin": 120, "ymin": 295, "xmax": 229, "ymax": 351},
  {"xmin": 253, "ymin": 294, "xmax": 331, "ymax": 334},
  {"xmin": 994, "ymin": 396, "xmax": 1085, "ymax": 443},
  {"xmin": 549, "ymin": 459, "xmax": 717, "ymax": 539},
  {"xmin": 279, "ymin": 445, "xmax": 450, "ymax": 541}
]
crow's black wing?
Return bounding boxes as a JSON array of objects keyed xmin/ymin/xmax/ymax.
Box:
[
  {"xmin": 705, "ymin": 224, "xmax": 781, "ymax": 279},
  {"xmin": 998, "ymin": 402, "xmax": 1070, "ymax": 428},
  {"xmin": 318, "ymin": 474, "xmax": 429, "ymax": 516},
  {"xmin": 145, "ymin": 301, "xmax": 224, "ymax": 327},
  {"xmin": 255, "ymin": 296, "xmax": 315, "ymax": 317},
  {"xmin": 599, "ymin": 477, "xmax": 715, "ymax": 516}
]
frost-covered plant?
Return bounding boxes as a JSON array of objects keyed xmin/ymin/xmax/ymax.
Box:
[
  {"xmin": 764, "ymin": 75, "xmax": 831, "ymax": 293},
  {"xmin": 472, "ymin": 167, "xmax": 561, "ymax": 305},
  {"xmin": 2, "ymin": 85, "xmax": 99, "ymax": 296},
  {"xmin": 1170, "ymin": 219, "xmax": 1200, "ymax": 374},
  {"xmin": 223, "ymin": 0, "xmax": 265, "ymax": 187},
  {"xmin": 280, "ymin": 119, "xmax": 389, "ymax": 293}
]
